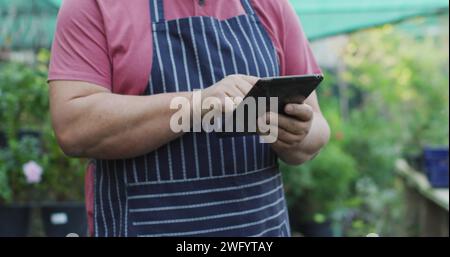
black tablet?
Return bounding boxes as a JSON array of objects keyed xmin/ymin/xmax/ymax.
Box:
[
  {"xmin": 217, "ymin": 74, "xmax": 324, "ymax": 137},
  {"xmin": 245, "ymin": 74, "xmax": 323, "ymax": 113}
]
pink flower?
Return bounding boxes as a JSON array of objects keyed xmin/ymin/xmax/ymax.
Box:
[{"xmin": 22, "ymin": 161, "xmax": 43, "ymax": 184}]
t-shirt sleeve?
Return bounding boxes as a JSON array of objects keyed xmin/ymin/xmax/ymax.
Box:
[
  {"xmin": 48, "ymin": 0, "xmax": 112, "ymax": 90},
  {"xmin": 279, "ymin": 0, "xmax": 321, "ymax": 76},
  {"xmin": 255, "ymin": 0, "xmax": 321, "ymax": 76}
]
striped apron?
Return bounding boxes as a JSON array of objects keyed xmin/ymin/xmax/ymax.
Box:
[{"xmin": 94, "ymin": 0, "xmax": 290, "ymax": 237}]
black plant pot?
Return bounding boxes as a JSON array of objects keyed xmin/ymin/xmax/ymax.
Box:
[
  {"xmin": 0, "ymin": 131, "xmax": 7, "ymax": 149},
  {"xmin": 0, "ymin": 204, "xmax": 31, "ymax": 237},
  {"xmin": 18, "ymin": 129, "xmax": 42, "ymax": 141},
  {"xmin": 41, "ymin": 202, "xmax": 88, "ymax": 237},
  {"xmin": 297, "ymin": 220, "xmax": 334, "ymax": 237},
  {"xmin": 0, "ymin": 129, "xmax": 42, "ymax": 150},
  {"xmin": 288, "ymin": 206, "xmax": 334, "ymax": 237}
]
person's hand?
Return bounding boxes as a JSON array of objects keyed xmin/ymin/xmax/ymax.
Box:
[
  {"xmin": 262, "ymin": 103, "xmax": 314, "ymax": 153},
  {"xmin": 200, "ymin": 75, "xmax": 259, "ymax": 115}
]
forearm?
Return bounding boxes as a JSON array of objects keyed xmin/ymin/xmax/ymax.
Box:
[
  {"xmin": 52, "ymin": 91, "xmax": 191, "ymax": 160},
  {"xmin": 50, "ymin": 75, "xmax": 258, "ymax": 160},
  {"xmin": 276, "ymin": 112, "xmax": 330, "ymax": 165}
]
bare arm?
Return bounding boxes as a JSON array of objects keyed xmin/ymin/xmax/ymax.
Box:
[
  {"xmin": 49, "ymin": 75, "xmax": 257, "ymax": 160},
  {"xmin": 49, "ymin": 81, "xmax": 191, "ymax": 159}
]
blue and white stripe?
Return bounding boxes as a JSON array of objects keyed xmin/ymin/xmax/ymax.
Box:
[{"xmin": 94, "ymin": 0, "xmax": 286, "ymax": 237}]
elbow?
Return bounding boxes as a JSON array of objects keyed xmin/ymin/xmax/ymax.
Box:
[{"xmin": 54, "ymin": 126, "xmax": 86, "ymax": 158}]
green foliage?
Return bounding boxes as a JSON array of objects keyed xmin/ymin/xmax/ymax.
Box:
[
  {"xmin": 0, "ymin": 63, "xmax": 48, "ymax": 136},
  {"xmin": 0, "ymin": 49, "xmax": 85, "ymax": 204},
  {"xmin": 343, "ymin": 24, "xmax": 449, "ymax": 155},
  {"xmin": 281, "ymin": 144, "xmax": 357, "ymax": 222},
  {"xmin": 0, "ymin": 136, "xmax": 43, "ymax": 203},
  {"xmin": 280, "ymin": 20, "xmax": 449, "ymax": 236},
  {"xmin": 340, "ymin": 177, "xmax": 406, "ymax": 237},
  {"xmin": 336, "ymin": 24, "xmax": 448, "ymax": 236}
]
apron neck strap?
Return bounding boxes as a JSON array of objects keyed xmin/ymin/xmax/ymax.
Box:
[
  {"xmin": 150, "ymin": 0, "xmax": 256, "ymax": 23},
  {"xmin": 150, "ymin": 0, "xmax": 165, "ymax": 23},
  {"xmin": 240, "ymin": 0, "xmax": 256, "ymax": 16}
]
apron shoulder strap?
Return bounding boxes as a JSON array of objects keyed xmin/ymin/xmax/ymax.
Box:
[
  {"xmin": 240, "ymin": 0, "xmax": 256, "ymax": 16},
  {"xmin": 149, "ymin": 0, "xmax": 165, "ymax": 23}
]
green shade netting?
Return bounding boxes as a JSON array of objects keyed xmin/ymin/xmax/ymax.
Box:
[
  {"xmin": 0, "ymin": 0, "xmax": 59, "ymax": 50},
  {"xmin": 292, "ymin": 0, "xmax": 449, "ymax": 40},
  {"xmin": 0, "ymin": 0, "xmax": 449, "ymax": 50}
]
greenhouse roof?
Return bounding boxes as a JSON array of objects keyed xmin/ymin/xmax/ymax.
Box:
[{"xmin": 0, "ymin": 0, "xmax": 449, "ymax": 50}]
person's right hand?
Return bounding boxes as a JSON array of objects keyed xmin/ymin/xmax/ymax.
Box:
[{"xmin": 199, "ymin": 75, "xmax": 259, "ymax": 116}]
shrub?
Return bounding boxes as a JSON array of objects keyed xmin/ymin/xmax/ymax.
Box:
[{"xmin": 0, "ymin": 49, "xmax": 85, "ymax": 204}]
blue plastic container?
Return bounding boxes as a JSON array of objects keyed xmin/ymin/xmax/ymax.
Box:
[{"xmin": 423, "ymin": 147, "xmax": 449, "ymax": 188}]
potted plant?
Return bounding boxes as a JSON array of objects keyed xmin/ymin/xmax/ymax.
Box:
[
  {"xmin": 0, "ymin": 126, "xmax": 87, "ymax": 237},
  {"xmin": 0, "ymin": 57, "xmax": 49, "ymax": 236},
  {"xmin": 334, "ymin": 25, "xmax": 449, "ymax": 236},
  {"xmin": 419, "ymin": 104, "xmax": 449, "ymax": 188},
  {"xmin": 280, "ymin": 143, "xmax": 357, "ymax": 237},
  {"xmin": 423, "ymin": 147, "xmax": 449, "ymax": 188},
  {"xmin": 0, "ymin": 134, "xmax": 44, "ymax": 236},
  {"xmin": 38, "ymin": 127, "xmax": 87, "ymax": 237},
  {"xmin": 400, "ymin": 79, "xmax": 449, "ymax": 186},
  {"xmin": 0, "ymin": 51, "xmax": 87, "ymax": 236},
  {"xmin": 277, "ymin": 72, "xmax": 358, "ymax": 237}
]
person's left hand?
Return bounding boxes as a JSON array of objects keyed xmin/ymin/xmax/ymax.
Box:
[{"xmin": 262, "ymin": 103, "xmax": 314, "ymax": 153}]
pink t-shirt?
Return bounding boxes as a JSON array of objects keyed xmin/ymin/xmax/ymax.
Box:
[
  {"xmin": 49, "ymin": 0, "xmax": 320, "ymax": 94},
  {"xmin": 48, "ymin": 0, "xmax": 320, "ymax": 236}
]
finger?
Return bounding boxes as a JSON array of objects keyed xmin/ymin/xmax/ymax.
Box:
[
  {"xmin": 233, "ymin": 78, "xmax": 254, "ymax": 96},
  {"xmin": 239, "ymin": 75, "xmax": 260, "ymax": 85},
  {"xmin": 262, "ymin": 126, "xmax": 304, "ymax": 147},
  {"xmin": 270, "ymin": 112, "xmax": 308, "ymax": 135},
  {"xmin": 222, "ymin": 91, "xmax": 240, "ymax": 113},
  {"xmin": 271, "ymin": 138, "xmax": 292, "ymax": 152},
  {"xmin": 285, "ymin": 103, "xmax": 314, "ymax": 121},
  {"xmin": 263, "ymin": 112, "xmax": 281, "ymax": 125},
  {"xmin": 223, "ymin": 76, "xmax": 249, "ymax": 97},
  {"xmin": 259, "ymin": 113, "xmax": 276, "ymax": 136},
  {"xmin": 225, "ymin": 85, "xmax": 245, "ymax": 99},
  {"xmin": 276, "ymin": 126, "xmax": 303, "ymax": 145}
]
